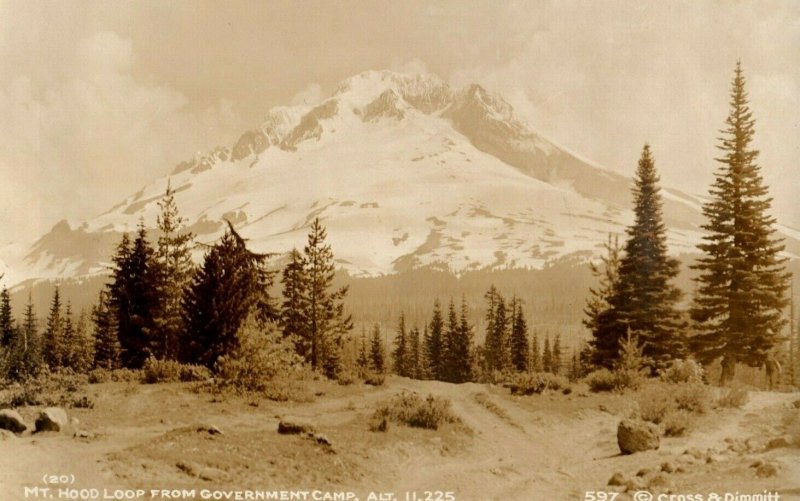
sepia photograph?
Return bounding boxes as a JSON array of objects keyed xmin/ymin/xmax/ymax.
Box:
[{"xmin": 0, "ymin": 1, "xmax": 799, "ymax": 500}]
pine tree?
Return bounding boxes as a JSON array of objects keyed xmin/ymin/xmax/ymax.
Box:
[
  {"xmin": 509, "ymin": 298, "xmax": 529, "ymax": 372},
  {"xmin": 409, "ymin": 326, "xmax": 422, "ymax": 379},
  {"xmin": 551, "ymin": 333, "xmax": 562, "ymax": 375},
  {"xmin": 425, "ymin": 300, "xmax": 445, "ymax": 380},
  {"xmin": 369, "ymin": 323, "xmax": 385, "ymax": 373},
  {"xmin": 357, "ymin": 327, "xmax": 369, "ymax": 373},
  {"xmin": 92, "ymin": 290, "xmax": 121, "ymax": 370},
  {"xmin": 182, "ymin": 222, "xmax": 277, "ymax": 369},
  {"xmin": 151, "ymin": 182, "xmax": 195, "ymax": 360},
  {"xmin": 450, "ymin": 298, "xmax": 474, "ymax": 383},
  {"xmin": 0, "ymin": 286, "xmax": 13, "ymax": 348},
  {"xmin": 61, "ymin": 302, "xmax": 78, "ymax": 369},
  {"xmin": 280, "ymin": 248, "xmax": 309, "ymax": 359},
  {"xmin": 542, "ymin": 334, "xmax": 552, "ymax": 374},
  {"xmin": 585, "ymin": 234, "xmax": 622, "ymax": 368},
  {"xmin": 392, "ymin": 312, "xmax": 409, "ymax": 376},
  {"xmin": 483, "ymin": 285, "xmax": 500, "ymax": 373},
  {"xmin": 530, "ymin": 330, "xmax": 541, "ymax": 372},
  {"xmin": 42, "ymin": 288, "xmax": 65, "ymax": 370},
  {"xmin": 442, "ymin": 299, "xmax": 460, "ymax": 382},
  {"xmin": 690, "ymin": 63, "xmax": 790, "ymax": 383},
  {"xmin": 302, "ymin": 218, "xmax": 352, "ymax": 375},
  {"xmin": 72, "ymin": 311, "xmax": 94, "ymax": 373},
  {"xmin": 609, "ymin": 145, "xmax": 686, "ymax": 370},
  {"xmin": 109, "ymin": 223, "xmax": 158, "ymax": 369},
  {"xmin": 13, "ymin": 294, "xmax": 41, "ymax": 379}
]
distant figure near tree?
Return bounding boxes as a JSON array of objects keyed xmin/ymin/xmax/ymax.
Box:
[{"xmin": 764, "ymin": 353, "xmax": 781, "ymax": 391}]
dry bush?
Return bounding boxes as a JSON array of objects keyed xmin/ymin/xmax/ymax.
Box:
[
  {"xmin": 336, "ymin": 370, "xmax": 358, "ymax": 386},
  {"xmin": 506, "ymin": 372, "xmax": 571, "ymax": 395},
  {"xmin": 371, "ymin": 392, "xmax": 460, "ymax": 430},
  {"xmin": 0, "ymin": 369, "xmax": 88, "ymax": 408},
  {"xmin": 716, "ymin": 386, "xmax": 749, "ymax": 409},
  {"xmin": 660, "ymin": 359, "xmax": 705, "ymax": 384},
  {"xmin": 142, "ymin": 356, "xmax": 182, "ymax": 383},
  {"xmin": 584, "ymin": 369, "xmax": 617, "ymax": 392},
  {"xmin": 363, "ymin": 371, "xmax": 385, "ymax": 386},
  {"xmin": 87, "ymin": 367, "xmax": 142, "ymax": 384},
  {"xmin": 635, "ymin": 381, "xmax": 713, "ymax": 435}
]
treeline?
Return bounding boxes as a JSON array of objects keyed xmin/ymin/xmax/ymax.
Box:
[
  {"xmin": 0, "ymin": 184, "xmax": 353, "ymax": 382},
  {"xmin": 373, "ymin": 286, "xmax": 582, "ymax": 384}
]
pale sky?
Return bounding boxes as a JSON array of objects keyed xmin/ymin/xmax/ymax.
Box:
[{"xmin": 0, "ymin": 0, "xmax": 798, "ymax": 244}]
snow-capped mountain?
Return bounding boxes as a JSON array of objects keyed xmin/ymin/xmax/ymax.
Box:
[{"xmin": 8, "ymin": 70, "xmax": 797, "ymax": 283}]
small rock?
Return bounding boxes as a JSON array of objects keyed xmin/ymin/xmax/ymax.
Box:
[
  {"xmin": 599, "ymin": 404, "xmax": 610, "ymax": 413},
  {"xmin": 685, "ymin": 447, "xmax": 705, "ymax": 460},
  {"xmin": 73, "ymin": 430, "xmax": 95, "ymax": 439},
  {"xmin": 176, "ymin": 461, "xmax": 226, "ymax": 482},
  {"xmin": 35, "ymin": 408, "xmax": 68, "ymax": 433},
  {"xmin": 676, "ymin": 466, "xmax": 686, "ymax": 474},
  {"xmin": 756, "ymin": 462, "xmax": 780, "ymax": 478},
  {"xmin": 660, "ymin": 461, "xmax": 676, "ymax": 473},
  {"xmin": 648, "ymin": 473, "xmax": 671, "ymax": 489},
  {"xmin": 0, "ymin": 409, "xmax": 29, "ymax": 434},
  {"xmin": 792, "ymin": 399, "xmax": 800, "ymax": 409},
  {"xmin": 608, "ymin": 472, "xmax": 628, "ymax": 486},
  {"xmin": 766, "ymin": 436, "xmax": 791, "ymax": 450},
  {"xmin": 0, "ymin": 429, "xmax": 16, "ymax": 440},
  {"xmin": 618, "ymin": 419, "xmax": 660, "ymax": 454},
  {"xmin": 636, "ymin": 468, "xmax": 653, "ymax": 477},
  {"xmin": 750, "ymin": 459, "xmax": 764, "ymax": 468},
  {"xmin": 309, "ymin": 432, "xmax": 332, "ymax": 447},
  {"xmin": 197, "ymin": 424, "xmax": 224, "ymax": 436},
  {"xmin": 277, "ymin": 419, "xmax": 316, "ymax": 435},
  {"xmin": 624, "ymin": 478, "xmax": 645, "ymax": 492}
]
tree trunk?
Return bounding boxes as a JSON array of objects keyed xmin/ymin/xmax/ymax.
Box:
[{"xmin": 720, "ymin": 354, "xmax": 736, "ymax": 387}]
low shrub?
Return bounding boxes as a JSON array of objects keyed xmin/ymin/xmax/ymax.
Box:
[
  {"xmin": 0, "ymin": 369, "xmax": 88, "ymax": 407},
  {"xmin": 662, "ymin": 409, "xmax": 693, "ymax": 437},
  {"xmin": 635, "ymin": 381, "xmax": 713, "ymax": 434},
  {"xmin": 716, "ymin": 386, "xmax": 749, "ymax": 409},
  {"xmin": 179, "ymin": 364, "xmax": 212, "ymax": 382},
  {"xmin": 506, "ymin": 372, "xmax": 571, "ymax": 395},
  {"xmin": 336, "ymin": 370, "xmax": 358, "ymax": 386},
  {"xmin": 364, "ymin": 372, "xmax": 385, "ymax": 386},
  {"xmin": 584, "ymin": 369, "xmax": 617, "ymax": 392},
  {"xmin": 72, "ymin": 394, "xmax": 95, "ymax": 409},
  {"xmin": 372, "ymin": 392, "xmax": 460, "ymax": 430},
  {"xmin": 87, "ymin": 367, "xmax": 143, "ymax": 384},
  {"xmin": 142, "ymin": 357, "xmax": 183, "ymax": 384},
  {"xmin": 660, "ymin": 359, "xmax": 705, "ymax": 385}
]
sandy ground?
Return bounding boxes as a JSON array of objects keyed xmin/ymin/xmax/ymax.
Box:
[{"xmin": 1, "ymin": 378, "xmax": 798, "ymax": 501}]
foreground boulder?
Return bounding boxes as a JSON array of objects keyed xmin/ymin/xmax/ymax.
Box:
[
  {"xmin": 35, "ymin": 407, "xmax": 69, "ymax": 433},
  {"xmin": 617, "ymin": 419, "xmax": 660, "ymax": 454},
  {"xmin": 0, "ymin": 409, "xmax": 29, "ymax": 434},
  {"xmin": 0, "ymin": 429, "xmax": 16, "ymax": 440}
]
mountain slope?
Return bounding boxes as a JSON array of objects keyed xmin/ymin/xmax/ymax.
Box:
[{"xmin": 10, "ymin": 70, "xmax": 796, "ymax": 283}]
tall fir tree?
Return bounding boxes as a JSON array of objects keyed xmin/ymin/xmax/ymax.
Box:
[
  {"xmin": 151, "ymin": 182, "xmax": 195, "ymax": 360},
  {"xmin": 551, "ymin": 333, "xmax": 562, "ymax": 375},
  {"xmin": 451, "ymin": 298, "xmax": 474, "ymax": 383},
  {"xmin": 542, "ymin": 334, "xmax": 552, "ymax": 374},
  {"xmin": 71, "ymin": 311, "xmax": 94, "ymax": 373},
  {"xmin": 13, "ymin": 294, "xmax": 41, "ymax": 379},
  {"xmin": 43, "ymin": 288, "xmax": 67, "ymax": 370},
  {"xmin": 585, "ymin": 234, "xmax": 622, "ymax": 369},
  {"xmin": 369, "ymin": 323, "xmax": 385, "ymax": 373},
  {"xmin": 61, "ymin": 303, "xmax": 77, "ymax": 369},
  {"xmin": 0, "ymin": 286, "xmax": 14, "ymax": 348},
  {"xmin": 182, "ymin": 222, "xmax": 277, "ymax": 368},
  {"xmin": 302, "ymin": 218, "xmax": 352, "ymax": 376},
  {"xmin": 425, "ymin": 299, "xmax": 445, "ymax": 380},
  {"xmin": 530, "ymin": 330, "xmax": 541, "ymax": 372},
  {"xmin": 280, "ymin": 248, "xmax": 309, "ymax": 359},
  {"xmin": 483, "ymin": 286, "xmax": 501, "ymax": 373},
  {"xmin": 509, "ymin": 297, "xmax": 529, "ymax": 372},
  {"xmin": 607, "ymin": 145, "xmax": 685, "ymax": 370},
  {"xmin": 92, "ymin": 290, "xmax": 121, "ymax": 370},
  {"xmin": 690, "ymin": 63, "xmax": 790, "ymax": 383},
  {"xmin": 392, "ymin": 312, "xmax": 409, "ymax": 376},
  {"xmin": 357, "ymin": 327, "xmax": 370, "ymax": 372}
]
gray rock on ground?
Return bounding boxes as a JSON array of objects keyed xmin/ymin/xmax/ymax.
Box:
[
  {"xmin": 35, "ymin": 407, "xmax": 69, "ymax": 433},
  {"xmin": 0, "ymin": 409, "xmax": 29, "ymax": 434},
  {"xmin": 607, "ymin": 472, "xmax": 628, "ymax": 486},
  {"xmin": 617, "ymin": 419, "xmax": 660, "ymax": 454}
]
